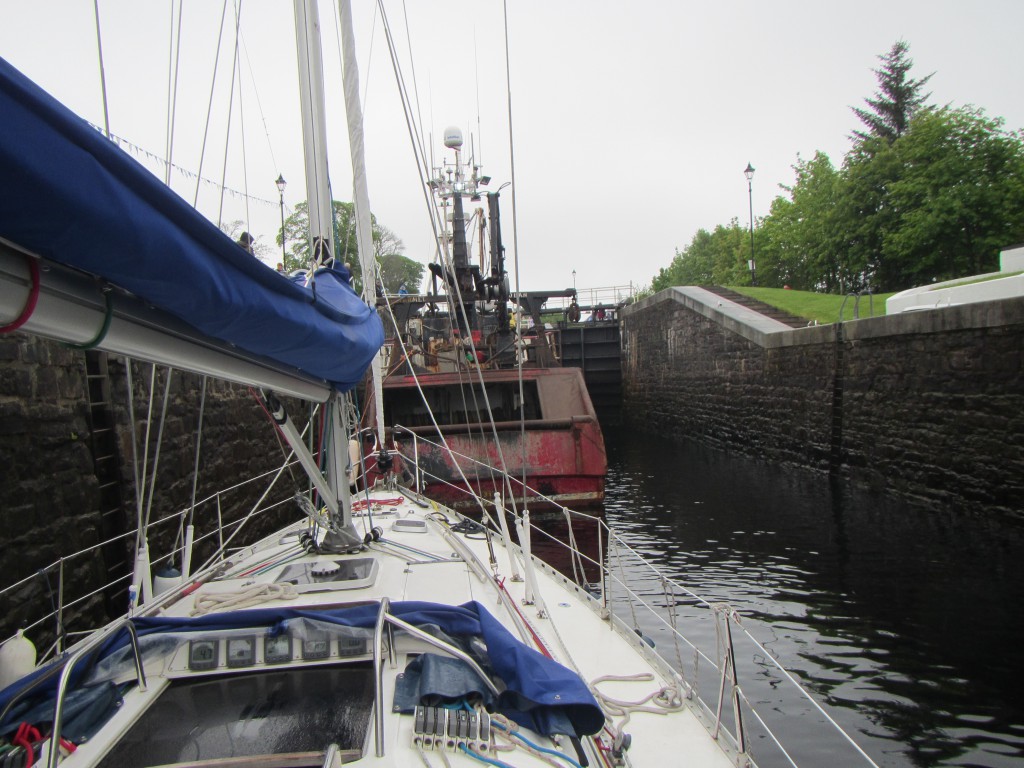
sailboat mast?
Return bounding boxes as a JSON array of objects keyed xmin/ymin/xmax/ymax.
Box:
[
  {"xmin": 292, "ymin": 0, "xmax": 333, "ymax": 266},
  {"xmin": 291, "ymin": 0, "xmax": 359, "ymax": 546}
]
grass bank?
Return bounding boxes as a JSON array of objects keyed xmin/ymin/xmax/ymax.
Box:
[{"xmin": 729, "ymin": 287, "xmax": 895, "ymax": 325}]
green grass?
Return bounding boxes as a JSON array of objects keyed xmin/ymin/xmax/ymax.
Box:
[{"xmin": 729, "ymin": 286, "xmax": 895, "ymax": 324}]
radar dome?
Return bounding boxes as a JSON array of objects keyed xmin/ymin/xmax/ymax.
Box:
[{"xmin": 443, "ymin": 127, "xmax": 464, "ymax": 149}]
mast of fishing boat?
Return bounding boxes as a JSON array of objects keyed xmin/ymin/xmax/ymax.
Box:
[{"xmin": 446, "ymin": 129, "xmax": 478, "ymax": 336}]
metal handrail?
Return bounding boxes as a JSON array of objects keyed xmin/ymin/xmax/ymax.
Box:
[
  {"xmin": 838, "ymin": 290, "xmax": 876, "ymax": 322},
  {"xmin": 47, "ymin": 618, "xmax": 147, "ymax": 768},
  {"xmin": 371, "ymin": 598, "xmax": 502, "ymax": 758},
  {"xmin": 372, "ymin": 598, "xmax": 390, "ymax": 757}
]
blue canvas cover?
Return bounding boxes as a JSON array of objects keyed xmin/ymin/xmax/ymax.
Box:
[
  {"xmin": 0, "ymin": 601, "xmax": 603, "ymax": 738},
  {"xmin": 0, "ymin": 56, "xmax": 382, "ymax": 392}
]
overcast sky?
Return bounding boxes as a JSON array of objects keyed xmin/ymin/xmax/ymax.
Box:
[{"xmin": 2, "ymin": 1, "xmax": 1023, "ymax": 295}]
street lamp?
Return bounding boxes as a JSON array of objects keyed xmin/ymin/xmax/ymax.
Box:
[
  {"xmin": 275, "ymin": 174, "xmax": 287, "ymax": 268},
  {"xmin": 744, "ymin": 162, "xmax": 756, "ymax": 286},
  {"xmin": 572, "ymin": 269, "xmax": 576, "ymax": 292}
]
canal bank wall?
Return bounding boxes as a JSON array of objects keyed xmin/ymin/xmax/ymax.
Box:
[
  {"xmin": 0, "ymin": 335, "xmax": 299, "ymax": 643},
  {"xmin": 621, "ymin": 288, "xmax": 1024, "ymax": 519}
]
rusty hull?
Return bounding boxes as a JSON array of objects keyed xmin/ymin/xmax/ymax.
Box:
[{"xmin": 367, "ymin": 367, "xmax": 607, "ymax": 510}]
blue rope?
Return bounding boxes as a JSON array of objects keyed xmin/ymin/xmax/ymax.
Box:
[
  {"xmin": 492, "ymin": 722, "xmax": 584, "ymax": 768},
  {"xmin": 457, "ymin": 744, "xmax": 516, "ymax": 768}
]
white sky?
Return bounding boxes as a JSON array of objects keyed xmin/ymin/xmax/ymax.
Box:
[{"xmin": 2, "ymin": 1, "xmax": 1023, "ymax": 294}]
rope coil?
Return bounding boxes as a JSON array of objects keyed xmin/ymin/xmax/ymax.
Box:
[{"xmin": 191, "ymin": 582, "xmax": 299, "ymax": 616}]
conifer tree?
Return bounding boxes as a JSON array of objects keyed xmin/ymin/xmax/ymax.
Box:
[{"xmin": 852, "ymin": 41, "xmax": 933, "ymax": 144}]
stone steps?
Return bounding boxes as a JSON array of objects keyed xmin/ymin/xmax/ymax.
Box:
[{"xmin": 702, "ymin": 286, "xmax": 809, "ymax": 329}]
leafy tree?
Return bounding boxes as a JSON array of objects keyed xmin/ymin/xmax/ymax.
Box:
[
  {"xmin": 852, "ymin": 41, "xmax": 933, "ymax": 145},
  {"xmin": 757, "ymin": 153, "xmax": 848, "ymax": 291},
  {"xmin": 277, "ymin": 200, "xmax": 420, "ymax": 293},
  {"xmin": 653, "ymin": 222, "xmax": 749, "ymax": 290},
  {"xmin": 651, "ymin": 41, "xmax": 1024, "ymax": 295},
  {"xmin": 378, "ymin": 252, "xmax": 425, "ymax": 293},
  {"xmin": 881, "ymin": 107, "xmax": 1024, "ymax": 284},
  {"xmin": 654, "ymin": 229, "xmax": 715, "ymax": 289}
]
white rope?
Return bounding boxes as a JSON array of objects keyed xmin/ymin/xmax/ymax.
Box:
[
  {"xmin": 590, "ymin": 673, "xmax": 686, "ymax": 748},
  {"xmin": 191, "ymin": 583, "xmax": 298, "ymax": 616},
  {"xmin": 413, "ymin": 742, "xmax": 434, "ymax": 768}
]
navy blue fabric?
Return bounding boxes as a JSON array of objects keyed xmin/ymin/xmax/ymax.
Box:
[
  {"xmin": 0, "ymin": 681, "xmax": 121, "ymax": 744},
  {"xmin": 0, "ymin": 57, "xmax": 383, "ymax": 391},
  {"xmin": 393, "ymin": 652, "xmax": 494, "ymax": 710},
  {"xmin": 0, "ymin": 601, "xmax": 602, "ymax": 738}
]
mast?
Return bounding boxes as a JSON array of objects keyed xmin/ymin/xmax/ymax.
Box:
[
  {"xmin": 432, "ymin": 127, "xmax": 489, "ymax": 338},
  {"xmin": 338, "ymin": 0, "xmax": 385, "ymax": 445},
  {"xmin": 291, "ymin": 0, "xmax": 359, "ymax": 549},
  {"xmin": 292, "ymin": 0, "xmax": 333, "ymax": 268},
  {"xmin": 487, "ymin": 191, "xmax": 511, "ymax": 347}
]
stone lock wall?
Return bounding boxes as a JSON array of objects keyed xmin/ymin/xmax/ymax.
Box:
[
  {"xmin": 0, "ymin": 335, "xmax": 310, "ymax": 647},
  {"xmin": 622, "ymin": 289, "xmax": 1024, "ymax": 519},
  {"xmin": 0, "ymin": 336, "xmax": 105, "ymax": 640}
]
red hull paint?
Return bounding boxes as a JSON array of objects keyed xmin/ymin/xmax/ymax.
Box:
[
  {"xmin": 364, "ymin": 367, "xmax": 607, "ymax": 511},
  {"xmin": 412, "ymin": 421, "xmax": 606, "ymax": 511}
]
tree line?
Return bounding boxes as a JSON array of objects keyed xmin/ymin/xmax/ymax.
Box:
[{"xmin": 652, "ymin": 42, "xmax": 1024, "ymax": 294}]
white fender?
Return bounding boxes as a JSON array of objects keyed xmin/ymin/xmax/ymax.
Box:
[{"xmin": 0, "ymin": 629, "xmax": 37, "ymax": 691}]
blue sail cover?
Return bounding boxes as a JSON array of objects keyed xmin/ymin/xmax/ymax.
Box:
[{"xmin": 0, "ymin": 56, "xmax": 383, "ymax": 392}]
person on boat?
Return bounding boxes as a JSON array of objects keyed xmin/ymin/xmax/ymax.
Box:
[
  {"xmin": 595, "ymin": 304, "xmax": 606, "ymax": 321},
  {"xmin": 398, "ymin": 282, "xmax": 409, "ymax": 296},
  {"xmin": 236, "ymin": 231, "xmax": 255, "ymax": 254},
  {"xmin": 567, "ymin": 297, "xmax": 581, "ymax": 323}
]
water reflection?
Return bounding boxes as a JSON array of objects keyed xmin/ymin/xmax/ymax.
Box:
[{"xmin": 594, "ymin": 422, "xmax": 1024, "ymax": 767}]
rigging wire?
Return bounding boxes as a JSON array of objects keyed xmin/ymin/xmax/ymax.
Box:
[
  {"xmin": 91, "ymin": 0, "xmax": 111, "ymax": 138},
  {"xmin": 143, "ymin": 368, "xmax": 174, "ymax": 533},
  {"xmin": 164, "ymin": 0, "xmax": 184, "ymax": 186},
  {"xmin": 501, "ymin": 0, "xmax": 529, "ymax": 514},
  {"xmin": 400, "ymin": 0, "xmax": 427, "ymax": 154},
  {"xmin": 375, "ymin": 2, "xmax": 525, "ymax": 519},
  {"xmin": 235, "ymin": 3, "xmax": 252, "ymax": 231},
  {"xmin": 124, "ymin": 360, "xmax": 143, "ymax": 557},
  {"xmin": 216, "ymin": 0, "xmax": 244, "ymax": 228},
  {"xmin": 192, "ymin": 0, "xmax": 231, "ymax": 208},
  {"xmin": 237, "ymin": 32, "xmax": 282, "ymax": 180},
  {"xmin": 131, "ymin": 364, "xmax": 158, "ymax": 554},
  {"xmin": 179, "ymin": 375, "xmax": 208, "ymax": 559}
]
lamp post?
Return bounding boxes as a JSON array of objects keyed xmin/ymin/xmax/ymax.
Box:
[
  {"xmin": 744, "ymin": 162, "xmax": 756, "ymax": 285},
  {"xmin": 275, "ymin": 174, "xmax": 287, "ymax": 268},
  {"xmin": 572, "ymin": 269, "xmax": 577, "ymax": 292}
]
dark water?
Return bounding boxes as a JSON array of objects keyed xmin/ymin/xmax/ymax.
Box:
[{"xmin": 592, "ymin": 423, "xmax": 1024, "ymax": 767}]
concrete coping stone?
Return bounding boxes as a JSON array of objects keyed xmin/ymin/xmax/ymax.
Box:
[{"xmin": 621, "ymin": 287, "xmax": 1024, "ymax": 349}]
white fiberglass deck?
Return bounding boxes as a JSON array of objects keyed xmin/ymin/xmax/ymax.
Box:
[{"xmin": 77, "ymin": 490, "xmax": 737, "ymax": 768}]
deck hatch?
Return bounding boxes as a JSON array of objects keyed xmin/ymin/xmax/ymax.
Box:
[
  {"xmin": 96, "ymin": 665, "xmax": 373, "ymax": 767},
  {"xmin": 274, "ymin": 557, "xmax": 378, "ymax": 592}
]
